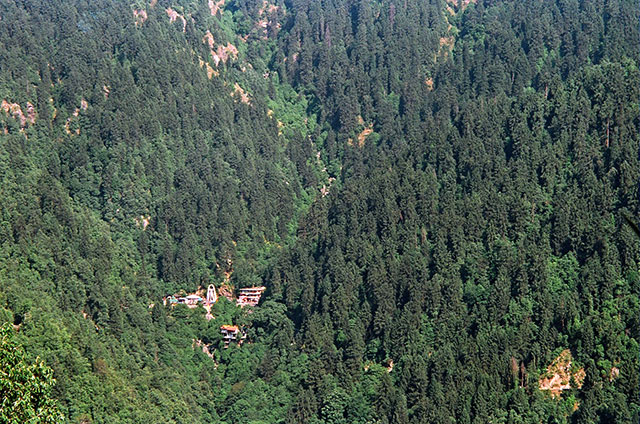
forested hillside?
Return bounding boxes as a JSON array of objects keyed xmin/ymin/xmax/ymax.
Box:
[{"xmin": 0, "ymin": 0, "xmax": 638, "ymax": 423}]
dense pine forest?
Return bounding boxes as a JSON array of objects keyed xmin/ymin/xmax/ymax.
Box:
[{"xmin": 0, "ymin": 0, "xmax": 638, "ymax": 422}]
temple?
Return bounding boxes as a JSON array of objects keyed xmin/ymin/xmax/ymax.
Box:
[
  {"xmin": 236, "ymin": 286, "xmax": 266, "ymax": 307},
  {"xmin": 206, "ymin": 284, "xmax": 217, "ymax": 304}
]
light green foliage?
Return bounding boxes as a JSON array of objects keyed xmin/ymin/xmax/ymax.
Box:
[
  {"xmin": 267, "ymin": 80, "xmax": 317, "ymax": 139},
  {"xmin": 0, "ymin": 324, "xmax": 64, "ymax": 423}
]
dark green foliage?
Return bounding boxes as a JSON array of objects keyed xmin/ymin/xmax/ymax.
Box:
[
  {"xmin": 623, "ymin": 214, "xmax": 640, "ymax": 239},
  {"xmin": 0, "ymin": 0, "xmax": 637, "ymax": 422}
]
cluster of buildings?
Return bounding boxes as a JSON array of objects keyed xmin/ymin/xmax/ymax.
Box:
[
  {"xmin": 163, "ymin": 284, "xmax": 267, "ymax": 348},
  {"xmin": 236, "ymin": 286, "xmax": 266, "ymax": 307},
  {"xmin": 164, "ymin": 285, "xmax": 266, "ymax": 308},
  {"xmin": 164, "ymin": 294, "xmax": 204, "ymax": 307},
  {"xmin": 163, "ymin": 284, "xmax": 220, "ymax": 309},
  {"xmin": 219, "ymin": 286, "xmax": 266, "ymax": 347}
]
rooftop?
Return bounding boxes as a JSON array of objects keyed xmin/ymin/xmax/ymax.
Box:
[{"xmin": 238, "ymin": 286, "xmax": 266, "ymax": 292}]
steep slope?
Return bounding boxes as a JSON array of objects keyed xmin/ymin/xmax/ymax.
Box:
[
  {"xmin": 0, "ymin": 0, "xmax": 317, "ymax": 421},
  {"xmin": 269, "ymin": 0, "xmax": 640, "ymax": 422},
  {"xmin": 0, "ymin": 0, "xmax": 638, "ymax": 423}
]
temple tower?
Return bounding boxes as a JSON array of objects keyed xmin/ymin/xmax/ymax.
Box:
[{"xmin": 206, "ymin": 284, "xmax": 217, "ymax": 305}]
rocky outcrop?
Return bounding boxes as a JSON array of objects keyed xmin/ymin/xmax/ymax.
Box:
[
  {"xmin": 446, "ymin": 0, "xmax": 477, "ymax": 12},
  {"xmin": 539, "ymin": 350, "xmax": 585, "ymax": 398},
  {"xmin": 208, "ymin": 0, "xmax": 225, "ymax": 16},
  {"xmin": 1, "ymin": 100, "xmax": 34, "ymax": 128},
  {"xmin": 439, "ymin": 35, "xmax": 455, "ymax": 57},
  {"xmin": 133, "ymin": 9, "xmax": 147, "ymax": 27},
  {"xmin": 232, "ymin": 83, "xmax": 251, "ymax": 104},
  {"xmin": 203, "ymin": 30, "xmax": 215, "ymax": 50},
  {"xmin": 166, "ymin": 8, "xmax": 186, "ymax": 32},
  {"xmin": 254, "ymin": 1, "xmax": 282, "ymax": 39},
  {"xmin": 425, "ymin": 77, "xmax": 434, "ymax": 91},
  {"xmin": 348, "ymin": 116, "xmax": 373, "ymax": 147},
  {"xmin": 203, "ymin": 30, "xmax": 238, "ymax": 67},
  {"xmin": 64, "ymin": 99, "xmax": 88, "ymax": 136},
  {"xmin": 214, "ymin": 43, "xmax": 238, "ymax": 66}
]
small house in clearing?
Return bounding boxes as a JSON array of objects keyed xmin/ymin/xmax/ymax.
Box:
[
  {"xmin": 178, "ymin": 294, "xmax": 203, "ymax": 308},
  {"xmin": 236, "ymin": 286, "xmax": 266, "ymax": 307},
  {"xmin": 220, "ymin": 324, "xmax": 246, "ymax": 347}
]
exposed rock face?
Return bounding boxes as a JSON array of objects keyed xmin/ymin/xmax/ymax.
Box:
[
  {"xmin": 254, "ymin": 0, "xmax": 282, "ymax": 39},
  {"xmin": 65, "ymin": 108, "xmax": 81, "ymax": 135},
  {"xmin": 215, "ymin": 43, "xmax": 238, "ymax": 65},
  {"xmin": 610, "ymin": 366, "xmax": 620, "ymax": 381},
  {"xmin": 205, "ymin": 62, "xmax": 217, "ymax": 78},
  {"xmin": 166, "ymin": 8, "xmax": 186, "ymax": 32},
  {"xmin": 347, "ymin": 116, "xmax": 373, "ymax": 147},
  {"xmin": 218, "ymin": 284, "xmax": 234, "ymax": 302},
  {"xmin": 133, "ymin": 9, "xmax": 147, "ymax": 27},
  {"xmin": 64, "ymin": 100, "xmax": 89, "ymax": 135},
  {"xmin": 166, "ymin": 7, "xmax": 179, "ymax": 22},
  {"xmin": 208, "ymin": 0, "xmax": 225, "ymax": 16},
  {"xmin": 258, "ymin": 0, "xmax": 280, "ymax": 20},
  {"xmin": 446, "ymin": 0, "xmax": 477, "ymax": 12},
  {"xmin": 2, "ymin": 100, "xmax": 35, "ymax": 128},
  {"xmin": 439, "ymin": 36, "xmax": 455, "ymax": 57},
  {"xmin": 203, "ymin": 30, "xmax": 215, "ymax": 50},
  {"xmin": 386, "ymin": 359, "xmax": 394, "ymax": 373},
  {"xmin": 232, "ymin": 83, "xmax": 251, "ymax": 104},
  {"xmin": 193, "ymin": 339, "xmax": 217, "ymax": 363},
  {"xmin": 203, "ymin": 30, "xmax": 238, "ymax": 67},
  {"xmin": 539, "ymin": 349, "xmax": 585, "ymax": 398},
  {"xmin": 425, "ymin": 77, "xmax": 434, "ymax": 91},
  {"xmin": 357, "ymin": 124, "xmax": 373, "ymax": 147},
  {"xmin": 439, "ymin": 0, "xmax": 476, "ymax": 63}
]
